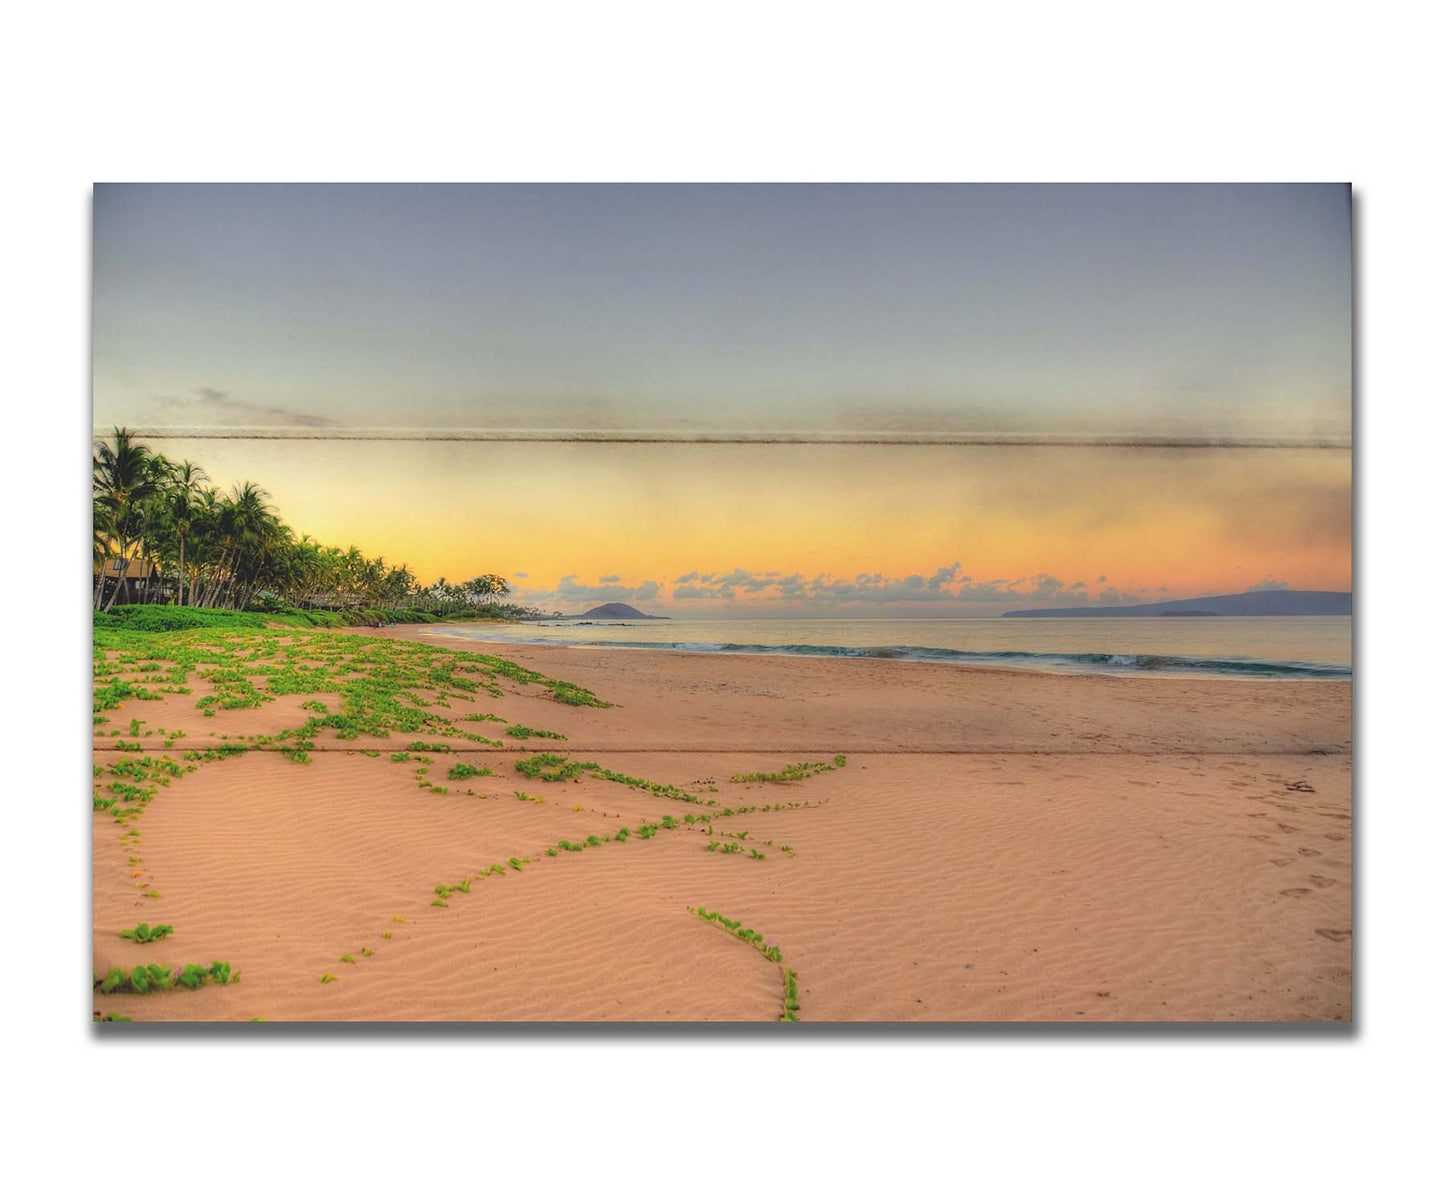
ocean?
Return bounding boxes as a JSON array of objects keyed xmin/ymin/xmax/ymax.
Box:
[{"xmin": 430, "ymin": 615, "xmax": 1352, "ymax": 679}]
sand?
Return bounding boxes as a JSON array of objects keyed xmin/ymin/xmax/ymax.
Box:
[{"xmin": 92, "ymin": 628, "xmax": 1352, "ymax": 1022}]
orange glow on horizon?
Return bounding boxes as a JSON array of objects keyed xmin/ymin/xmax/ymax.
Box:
[{"xmin": 139, "ymin": 439, "xmax": 1352, "ymax": 609}]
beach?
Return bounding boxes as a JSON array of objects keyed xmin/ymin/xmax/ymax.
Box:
[{"xmin": 93, "ymin": 627, "xmax": 1352, "ymax": 1022}]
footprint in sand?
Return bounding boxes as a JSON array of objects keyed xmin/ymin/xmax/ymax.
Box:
[
  {"xmin": 1276, "ymin": 822, "xmax": 1301, "ymax": 833},
  {"xmin": 1308, "ymin": 875, "xmax": 1337, "ymax": 888},
  {"xmin": 1279, "ymin": 887, "xmax": 1312, "ymax": 898},
  {"xmin": 1269, "ymin": 857, "xmax": 1293, "ymax": 867},
  {"xmin": 1297, "ymin": 847, "xmax": 1322, "ymax": 858},
  {"xmin": 1315, "ymin": 928, "xmax": 1351, "ymax": 942}
]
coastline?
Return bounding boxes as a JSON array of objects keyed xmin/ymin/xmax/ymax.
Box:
[
  {"xmin": 417, "ymin": 619, "xmax": 1353, "ymax": 681},
  {"xmin": 392, "ymin": 627, "xmax": 1352, "ymax": 755},
  {"xmin": 94, "ymin": 626, "xmax": 1351, "ymax": 1021}
]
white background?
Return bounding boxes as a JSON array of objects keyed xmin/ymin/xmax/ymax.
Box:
[{"xmin": 3, "ymin": 2, "xmax": 1440, "ymax": 1200}]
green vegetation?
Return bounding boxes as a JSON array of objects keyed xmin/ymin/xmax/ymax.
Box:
[
  {"xmin": 447, "ymin": 762, "xmax": 493, "ymax": 780},
  {"xmin": 512, "ymin": 753, "xmax": 583, "ymax": 782},
  {"xmin": 691, "ymin": 907, "xmax": 784, "ymax": 962},
  {"xmin": 92, "ymin": 621, "xmax": 610, "ymax": 767},
  {"xmin": 731, "ymin": 755, "xmax": 847, "ymax": 784},
  {"xmin": 782, "ymin": 968, "xmax": 801, "ymax": 1022},
  {"xmin": 119, "ymin": 922, "xmax": 173, "ymax": 944},
  {"xmin": 93, "ymin": 427, "xmax": 543, "ymax": 620},
  {"xmin": 505, "ymin": 725, "xmax": 566, "ymax": 740},
  {"xmin": 689, "ymin": 906, "xmax": 799, "ymax": 1021},
  {"xmin": 513, "ymin": 754, "xmax": 703, "ymax": 804},
  {"xmin": 90, "ymin": 452, "xmax": 836, "ymax": 1019},
  {"xmin": 94, "ymin": 960, "xmax": 238, "ymax": 995},
  {"xmin": 545, "ymin": 820, "xmax": 669, "ymax": 857},
  {"xmin": 702, "ymin": 837, "xmax": 765, "ymax": 858}
]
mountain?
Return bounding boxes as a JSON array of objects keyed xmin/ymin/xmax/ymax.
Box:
[
  {"xmin": 1001, "ymin": 589, "xmax": 1351, "ymax": 619},
  {"xmin": 568, "ymin": 603, "xmax": 669, "ymax": 620}
]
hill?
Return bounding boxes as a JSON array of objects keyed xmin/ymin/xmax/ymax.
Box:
[
  {"xmin": 569, "ymin": 603, "xmax": 669, "ymax": 620},
  {"xmin": 1002, "ymin": 589, "xmax": 1351, "ymax": 619}
]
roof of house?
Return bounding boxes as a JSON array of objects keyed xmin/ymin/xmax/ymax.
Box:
[{"xmin": 101, "ymin": 558, "xmax": 160, "ymax": 578}]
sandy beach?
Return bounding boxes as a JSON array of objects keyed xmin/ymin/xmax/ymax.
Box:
[{"xmin": 93, "ymin": 627, "xmax": 1352, "ymax": 1022}]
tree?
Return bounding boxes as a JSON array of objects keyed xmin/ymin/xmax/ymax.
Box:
[
  {"xmin": 91, "ymin": 429, "xmax": 526, "ymax": 619},
  {"xmin": 93, "ymin": 427, "xmax": 166, "ymax": 611},
  {"xmin": 162, "ymin": 460, "xmax": 208, "ymax": 605}
]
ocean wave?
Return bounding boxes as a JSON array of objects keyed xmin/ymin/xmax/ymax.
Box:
[{"xmin": 432, "ymin": 629, "xmax": 1350, "ymax": 679}]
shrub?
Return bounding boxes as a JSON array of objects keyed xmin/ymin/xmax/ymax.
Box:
[{"xmin": 119, "ymin": 922, "xmax": 173, "ymax": 944}]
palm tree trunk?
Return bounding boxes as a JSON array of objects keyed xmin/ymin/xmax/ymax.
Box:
[
  {"xmin": 100, "ymin": 539, "xmax": 134, "ymax": 612},
  {"xmin": 201, "ymin": 551, "xmax": 228, "ymax": 608}
]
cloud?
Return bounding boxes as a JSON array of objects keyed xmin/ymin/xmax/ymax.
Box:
[
  {"xmin": 514, "ymin": 574, "xmax": 664, "ymax": 609},
  {"xmin": 672, "ymin": 565, "xmax": 1095, "ymax": 607},
  {"xmin": 511, "ymin": 563, "xmax": 1269, "ymax": 613},
  {"xmin": 147, "ymin": 386, "xmax": 335, "ymax": 429},
  {"xmin": 1245, "ymin": 576, "xmax": 1291, "ymax": 592},
  {"xmin": 513, "ymin": 571, "xmax": 528, "ymax": 578},
  {"xmin": 670, "ymin": 567, "xmax": 813, "ymax": 601}
]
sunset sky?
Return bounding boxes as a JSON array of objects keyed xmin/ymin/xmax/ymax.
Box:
[{"xmin": 93, "ymin": 184, "xmax": 1352, "ymax": 615}]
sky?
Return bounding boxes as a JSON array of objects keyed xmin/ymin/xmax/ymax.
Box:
[{"xmin": 93, "ymin": 184, "xmax": 1352, "ymax": 615}]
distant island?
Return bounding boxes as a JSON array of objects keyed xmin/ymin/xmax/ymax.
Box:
[
  {"xmin": 1002, "ymin": 589, "xmax": 1351, "ymax": 619},
  {"xmin": 566, "ymin": 603, "xmax": 670, "ymax": 620}
]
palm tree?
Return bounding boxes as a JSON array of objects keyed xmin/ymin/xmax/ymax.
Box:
[
  {"xmin": 92, "ymin": 429, "xmax": 525, "ymax": 618},
  {"xmin": 93, "ymin": 500, "xmax": 115, "ymax": 598},
  {"xmin": 162, "ymin": 460, "xmax": 209, "ymax": 605},
  {"xmin": 194, "ymin": 482, "xmax": 275, "ymax": 609},
  {"xmin": 93, "ymin": 427, "xmax": 166, "ymax": 611}
]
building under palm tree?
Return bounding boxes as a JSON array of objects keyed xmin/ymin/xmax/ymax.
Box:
[{"xmin": 96, "ymin": 557, "xmax": 168, "ymax": 604}]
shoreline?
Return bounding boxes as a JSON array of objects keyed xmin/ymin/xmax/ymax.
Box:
[{"xmin": 411, "ymin": 624, "xmax": 1352, "ymax": 682}]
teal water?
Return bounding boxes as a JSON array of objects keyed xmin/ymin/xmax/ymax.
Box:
[{"xmin": 432, "ymin": 615, "xmax": 1351, "ymax": 679}]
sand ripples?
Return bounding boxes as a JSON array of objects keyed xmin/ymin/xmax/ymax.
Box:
[{"xmin": 93, "ymin": 636, "xmax": 1351, "ymax": 1022}]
